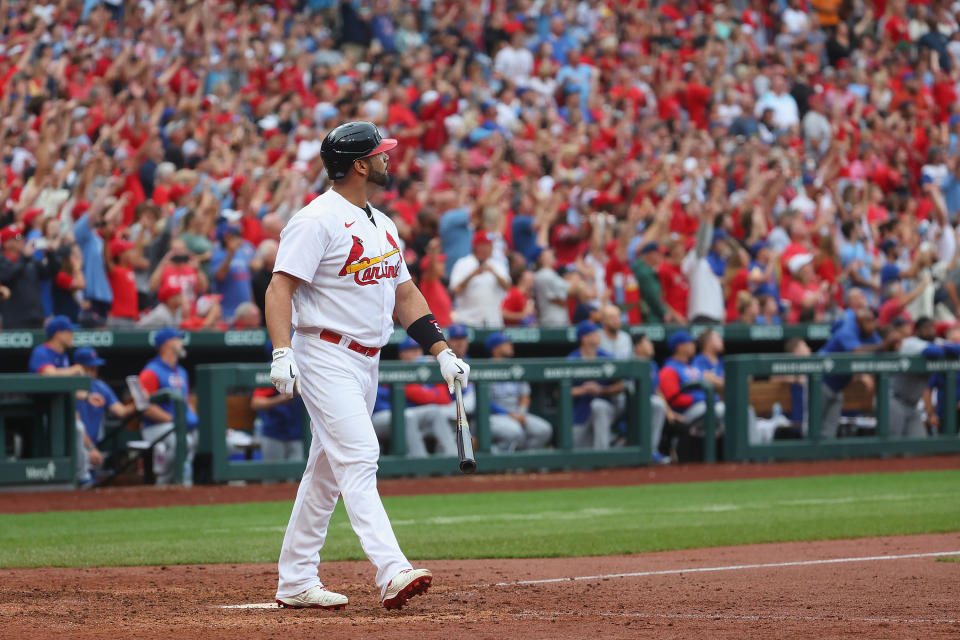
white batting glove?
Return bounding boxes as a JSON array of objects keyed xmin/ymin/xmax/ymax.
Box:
[
  {"xmin": 271, "ymin": 347, "xmax": 300, "ymax": 397},
  {"xmin": 437, "ymin": 348, "xmax": 470, "ymax": 393}
]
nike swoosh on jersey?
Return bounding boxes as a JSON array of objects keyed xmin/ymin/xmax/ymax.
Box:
[{"xmin": 345, "ymin": 221, "xmax": 356, "ymax": 227}]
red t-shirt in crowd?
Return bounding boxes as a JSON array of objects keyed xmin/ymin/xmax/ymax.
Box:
[
  {"xmin": 108, "ymin": 265, "xmax": 139, "ymax": 320},
  {"xmin": 605, "ymin": 256, "xmax": 642, "ymax": 324},
  {"xmin": 393, "ymin": 200, "xmax": 422, "ymax": 227},
  {"xmin": 878, "ymin": 298, "xmax": 912, "ymax": 326},
  {"xmin": 501, "ymin": 286, "xmax": 529, "ymax": 326},
  {"xmin": 550, "ymin": 223, "xmax": 588, "ymax": 268},
  {"xmin": 724, "ymin": 268, "xmax": 750, "ymax": 322},
  {"xmin": 783, "ymin": 280, "xmax": 822, "ymax": 323},
  {"xmin": 779, "ymin": 242, "xmax": 810, "ymax": 294},
  {"xmin": 419, "ymin": 277, "xmax": 452, "ymax": 327},
  {"xmin": 657, "ymin": 260, "xmax": 689, "ymax": 319},
  {"xmin": 159, "ymin": 264, "xmax": 201, "ymax": 306}
]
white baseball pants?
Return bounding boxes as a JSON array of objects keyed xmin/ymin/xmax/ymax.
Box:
[{"xmin": 276, "ymin": 334, "xmax": 412, "ymax": 599}]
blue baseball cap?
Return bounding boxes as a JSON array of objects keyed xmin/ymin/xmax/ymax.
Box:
[
  {"xmin": 448, "ymin": 324, "xmax": 469, "ymax": 340},
  {"xmin": 712, "ymin": 228, "xmax": 728, "ymax": 244},
  {"xmin": 73, "ymin": 347, "xmax": 105, "ymax": 367},
  {"xmin": 880, "ymin": 263, "xmax": 901, "ymax": 287},
  {"xmin": 880, "ymin": 238, "xmax": 898, "ymax": 252},
  {"xmin": 749, "ymin": 240, "xmax": 769, "ymax": 257},
  {"xmin": 153, "ymin": 326, "xmax": 185, "ymax": 348},
  {"xmin": 398, "ymin": 336, "xmax": 420, "ymax": 351},
  {"xmin": 45, "ymin": 315, "xmax": 78, "ymax": 338},
  {"xmin": 216, "ymin": 222, "xmax": 243, "ymax": 243},
  {"xmin": 576, "ymin": 320, "xmax": 601, "ymax": 342},
  {"xmin": 484, "ymin": 331, "xmax": 510, "ymax": 354},
  {"xmin": 639, "ymin": 241, "xmax": 660, "ymax": 255},
  {"xmin": 667, "ymin": 330, "xmax": 695, "ymax": 353}
]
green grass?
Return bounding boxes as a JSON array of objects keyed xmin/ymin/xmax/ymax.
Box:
[
  {"xmin": 1, "ymin": 470, "xmax": 958, "ymax": 568},
  {"xmin": 936, "ymin": 556, "xmax": 960, "ymax": 563}
]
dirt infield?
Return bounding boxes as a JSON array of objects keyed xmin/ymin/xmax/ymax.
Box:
[
  {"xmin": 1, "ymin": 533, "xmax": 958, "ymax": 639},
  {"xmin": 2, "ymin": 455, "xmax": 958, "ymax": 514}
]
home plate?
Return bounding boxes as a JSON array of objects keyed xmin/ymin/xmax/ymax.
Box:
[{"xmin": 218, "ymin": 603, "xmax": 278, "ymax": 609}]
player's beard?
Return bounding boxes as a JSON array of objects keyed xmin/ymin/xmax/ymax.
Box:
[{"xmin": 367, "ymin": 167, "xmax": 389, "ymax": 187}]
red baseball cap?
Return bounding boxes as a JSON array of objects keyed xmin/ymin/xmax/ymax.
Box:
[
  {"xmin": 21, "ymin": 208, "xmax": 43, "ymax": 227},
  {"xmin": 472, "ymin": 230, "xmax": 493, "ymax": 248},
  {"xmin": 157, "ymin": 283, "xmax": 183, "ymax": 303},
  {"xmin": 109, "ymin": 238, "xmax": 135, "ymax": 258},
  {"xmin": 0, "ymin": 224, "xmax": 23, "ymax": 244},
  {"xmin": 72, "ymin": 200, "xmax": 91, "ymax": 220}
]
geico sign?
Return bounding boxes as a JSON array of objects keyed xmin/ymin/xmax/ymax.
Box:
[
  {"xmin": 73, "ymin": 331, "xmax": 114, "ymax": 347},
  {"xmin": 224, "ymin": 330, "xmax": 266, "ymax": 346},
  {"xmin": 0, "ymin": 332, "xmax": 34, "ymax": 348}
]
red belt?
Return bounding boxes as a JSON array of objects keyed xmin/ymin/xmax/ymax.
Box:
[{"xmin": 317, "ymin": 329, "xmax": 380, "ymax": 357}]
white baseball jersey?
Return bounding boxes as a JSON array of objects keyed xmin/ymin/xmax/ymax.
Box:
[{"xmin": 274, "ymin": 189, "xmax": 411, "ymax": 346}]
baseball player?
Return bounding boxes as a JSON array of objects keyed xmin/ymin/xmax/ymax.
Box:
[
  {"xmin": 266, "ymin": 121, "xmax": 470, "ymax": 611},
  {"xmin": 889, "ymin": 317, "xmax": 960, "ymax": 437}
]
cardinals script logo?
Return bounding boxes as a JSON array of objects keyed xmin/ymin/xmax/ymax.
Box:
[{"xmin": 339, "ymin": 233, "xmax": 402, "ymax": 286}]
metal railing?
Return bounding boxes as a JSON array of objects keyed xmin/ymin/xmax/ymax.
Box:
[
  {"xmin": 724, "ymin": 354, "xmax": 960, "ymax": 461},
  {"xmin": 195, "ymin": 359, "xmax": 653, "ymax": 482}
]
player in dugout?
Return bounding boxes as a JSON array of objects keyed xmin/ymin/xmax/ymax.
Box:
[{"xmin": 137, "ymin": 327, "xmax": 199, "ymax": 485}]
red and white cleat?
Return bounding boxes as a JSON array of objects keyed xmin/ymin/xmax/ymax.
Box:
[
  {"xmin": 276, "ymin": 585, "xmax": 348, "ymax": 610},
  {"xmin": 381, "ymin": 568, "xmax": 432, "ymax": 610}
]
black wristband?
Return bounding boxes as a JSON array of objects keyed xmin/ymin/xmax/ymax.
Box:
[{"xmin": 406, "ymin": 314, "xmax": 445, "ymax": 351}]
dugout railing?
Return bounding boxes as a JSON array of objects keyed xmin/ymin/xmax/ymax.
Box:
[
  {"xmin": 724, "ymin": 354, "xmax": 960, "ymax": 461},
  {"xmin": 0, "ymin": 323, "xmax": 834, "ymax": 357},
  {"xmin": 0, "ymin": 374, "xmax": 89, "ymax": 485},
  {"xmin": 194, "ymin": 359, "xmax": 653, "ymax": 483}
]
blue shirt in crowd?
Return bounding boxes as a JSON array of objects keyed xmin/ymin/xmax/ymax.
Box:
[
  {"xmin": 210, "ymin": 241, "xmax": 255, "ymax": 319},
  {"xmin": 73, "ymin": 214, "xmax": 113, "ymax": 304}
]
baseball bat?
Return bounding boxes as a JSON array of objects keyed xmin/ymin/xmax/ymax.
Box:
[{"xmin": 454, "ymin": 379, "xmax": 477, "ymax": 474}]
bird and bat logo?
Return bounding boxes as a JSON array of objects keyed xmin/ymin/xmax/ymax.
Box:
[{"xmin": 338, "ymin": 232, "xmax": 402, "ymax": 286}]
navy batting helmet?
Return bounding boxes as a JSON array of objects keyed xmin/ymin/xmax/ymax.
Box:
[{"xmin": 319, "ymin": 121, "xmax": 398, "ymax": 180}]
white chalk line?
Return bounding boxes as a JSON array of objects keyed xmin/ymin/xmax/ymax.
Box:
[
  {"xmin": 217, "ymin": 550, "xmax": 960, "ymax": 612},
  {"xmin": 518, "ymin": 610, "xmax": 960, "ymax": 625},
  {"xmin": 497, "ymin": 550, "xmax": 960, "ymax": 586}
]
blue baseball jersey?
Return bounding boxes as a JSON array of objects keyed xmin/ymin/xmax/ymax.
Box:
[
  {"xmin": 28, "ymin": 343, "xmax": 70, "ymax": 373},
  {"xmin": 374, "ymin": 385, "xmax": 391, "ymax": 413},
  {"xmin": 819, "ymin": 323, "xmax": 881, "ymax": 392},
  {"xmin": 566, "ymin": 347, "xmax": 614, "ymax": 424},
  {"xmin": 692, "ymin": 354, "xmax": 724, "ymax": 401},
  {"xmin": 77, "ymin": 378, "xmax": 119, "ymax": 443},
  {"xmin": 662, "ymin": 357, "xmax": 707, "ymax": 407},
  {"xmin": 253, "ymin": 387, "xmax": 305, "ymax": 441},
  {"xmin": 139, "ymin": 356, "xmax": 198, "ymax": 430}
]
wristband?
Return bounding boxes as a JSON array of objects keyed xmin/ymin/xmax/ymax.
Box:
[{"xmin": 406, "ymin": 314, "xmax": 445, "ymax": 351}]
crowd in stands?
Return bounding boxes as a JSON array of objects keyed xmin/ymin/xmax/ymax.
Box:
[{"xmin": 3, "ymin": 0, "xmax": 960, "ymax": 333}]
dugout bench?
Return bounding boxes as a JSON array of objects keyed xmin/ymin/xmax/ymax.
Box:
[
  {"xmin": 724, "ymin": 354, "xmax": 960, "ymax": 461},
  {"xmin": 194, "ymin": 359, "xmax": 653, "ymax": 483}
]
